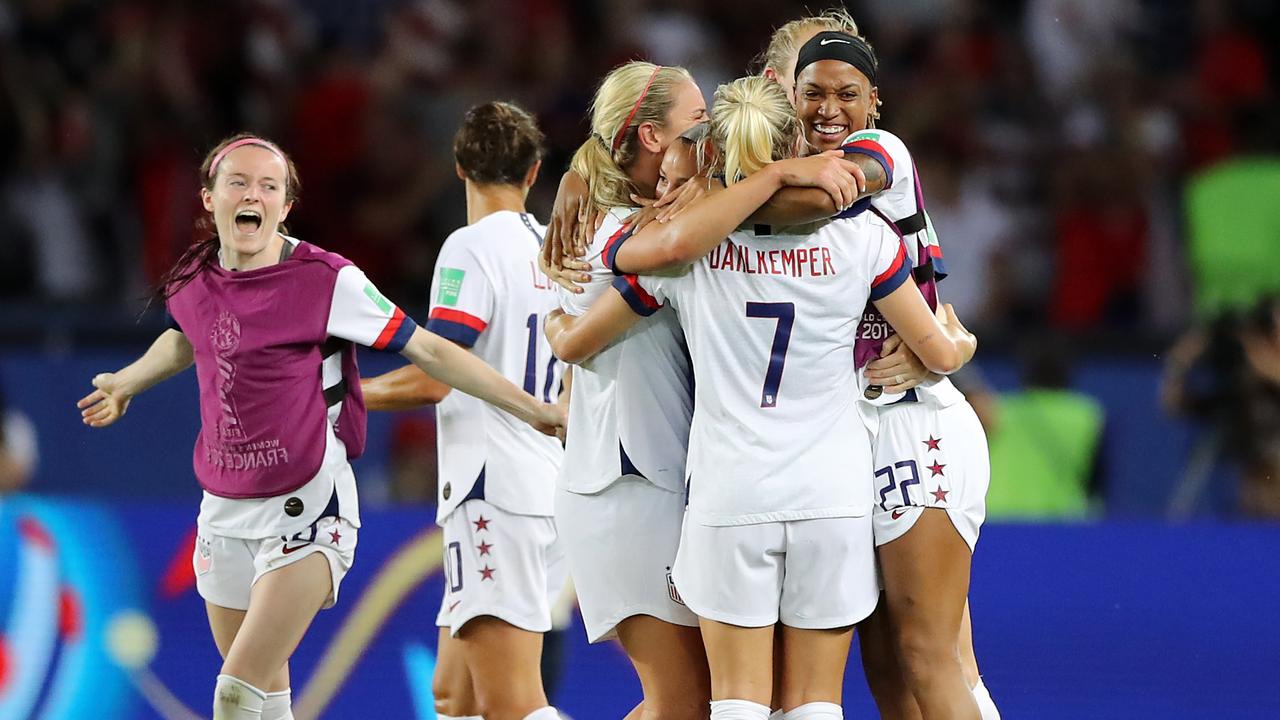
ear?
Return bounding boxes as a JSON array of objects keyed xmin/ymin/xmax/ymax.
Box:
[
  {"xmin": 201, "ymin": 187, "xmax": 214, "ymax": 213},
  {"xmin": 280, "ymin": 201, "xmax": 293, "ymax": 224},
  {"xmin": 763, "ymin": 67, "xmax": 780, "ymax": 83},
  {"xmin": 636, "ymin": 121, "xmax": 664, "ymax": 154},
  {"xmin": 455, "ymin": 162, "xmax": 467, "ymax": 182},
  {"xmin": 524, "ymin": 159, "xmax": 542, "ymax": 189}
]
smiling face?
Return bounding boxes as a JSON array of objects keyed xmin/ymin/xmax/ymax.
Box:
[
  {"xmin": 795, "ymin": 59, "xmax": 878, "ymax": 153},
  {"xmin": 200, "ymin": 145, "xmax": 292, "ymax": 256}
]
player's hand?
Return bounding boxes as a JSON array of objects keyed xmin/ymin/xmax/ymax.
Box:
[
  {"xmin": 539, "ymin": 236, "xmax": 591, "ymax": 294},
  {"xmin": 528, "ymin": 401, "xmax": 567, "ymax": 438},
  {"xmin": 773, "ymin": 150, "xmax": 867, "ymax": 210},
  {"xmin": 77, "ymin": 373, "xmax": 133, "ymax": 427},
  {"xmin": 624, "ymin": 195, "xmax": 662, "ymax": 235},
  {"xmin": 654, "ymin": 176, "xmax": 709, "ymax": 223},
  {"xmin": 866, "ymin": 335, "xmax": 931, "ymax": 393}
]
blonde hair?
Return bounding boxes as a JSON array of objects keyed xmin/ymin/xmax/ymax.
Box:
[
  {"xmin": 708, "ymin": 76, "xmax": 800, "ymax": 184},
  {"xmin": 569, "ymin": 61, "xmax": 695, "ymax": 209},
  {"xmin": 755, "ymin": 8, "xmax": 860, "ymax": 79}
]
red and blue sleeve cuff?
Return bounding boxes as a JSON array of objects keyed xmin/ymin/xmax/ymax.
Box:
[
  {"xmin": 372, "ymin": 307, "xmax": 419, "ymax": 352},
  {"xmin": 841, "ymin": 138, "xmax": 895, "ymax": 192},
  {"xmin": 927, "ymin": 244, "xmax": 948, "ymax": 280},
  {"xmin": 602, "ymin": 225, "xmax": 633, "ymax": 276},
  {"xmin": 425, "ymin": 307, "xmax": 487, "ymax": 348},
  {"xmin": 870, "ymin": 242, "xmax": 911, "ymax": 301},
  {"xmin": 611, "ymin": 275, "xmax": 661, "ymax": 317}
]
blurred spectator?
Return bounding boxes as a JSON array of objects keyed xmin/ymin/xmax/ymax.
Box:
[
  {"xmin": 1162, "ymin": 295, "xmax": 1280, "ymax": 518},
  {"xmin": 979, "ymin": 337, "xmax": 1105, "ymax": 518},
  {"xmin": 0, "ymin": 379, "xmax": 39, "ymax": 493}
]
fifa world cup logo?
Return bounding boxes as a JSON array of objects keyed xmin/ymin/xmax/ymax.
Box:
[{"xmin": 211, "ymin": 311, "xmax": 247, "ymax": 442}]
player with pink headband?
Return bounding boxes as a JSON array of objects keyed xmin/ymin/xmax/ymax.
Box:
[{"xmin": 78, "ymin": 132, "xmax": 564, "ymax": 720}]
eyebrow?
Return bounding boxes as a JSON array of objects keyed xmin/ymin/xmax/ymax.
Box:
[
  {"xmin": 226, "ymin": 172, "xmax": 281, "ymax": 182},
  {"xmin": 802, "ymin": 83, "xmax": 862, "ymax": 92}
]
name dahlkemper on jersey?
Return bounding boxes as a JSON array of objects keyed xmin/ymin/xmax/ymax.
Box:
[{"xmin": 707, "ymin": 239, "xmax": 837, "ymax": 277}]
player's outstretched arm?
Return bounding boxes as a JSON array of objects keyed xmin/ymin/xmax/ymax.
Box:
[
  {"xmin": 543, "ymin": 287, "xmax": 644, "ymax": 364},
  {"xmin": 400, "ymin": 327, "xmax": 564, "ymax": 436},
  {"xmin": 78, "ymin": 329, "xmax": 194, "ymax": 427},
  {"xmin": 749, "ymin": 152, "xmax": 885, "ymax": 226},
  {"xmin": 873, "ymin": 287, "xmax": 976, "ymax": 375},
  {"xmin": 361, "ymin": 365, "xmax": 452, "ymax": 411},
  {"xmin": 612, "ymin": 151, "xmax": 863, "ymax": 275}
]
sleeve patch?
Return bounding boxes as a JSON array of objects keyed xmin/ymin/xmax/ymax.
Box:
[{"xmin": 436, "ymin": 267, "xmax": 466, "ymax": 307}]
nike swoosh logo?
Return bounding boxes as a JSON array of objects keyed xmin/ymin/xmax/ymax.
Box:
[
  {"xmin": 821, "ymin": 38, "xmax": 851, "ymax": 45},
  {"xmin": 281, "ymin": 543, "xmax": 311, "ymax": 554},
  {"xmin": 891, "ymin": 509, "xmax": 908, "ymax": 520}
]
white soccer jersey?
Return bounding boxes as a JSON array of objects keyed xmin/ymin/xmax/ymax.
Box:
[
  {"xmin": 841, "ymin": 129, "xmax": 964, "ymax": 408},
  {"xmin": 556, "ymin": 208, "xmax": 693, "ymax": 495},
  {"xmin": 425, "ymin": 211, "xmax": 564, "ymax": 523},
  {"xmin": 199, "ymin": 239, "xmax": 416, "ymax": 538},
  {"xmin": 619, "ymin": 213, "xmax": 912, "ymax": 526}
]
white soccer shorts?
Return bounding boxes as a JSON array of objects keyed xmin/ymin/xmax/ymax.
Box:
[
  {"xmin": 555, "ymin": 476, "xmax": 699, "ymax": 643},
  {"xmin": 870, "ymin": 400, "xmax": 989, "ymax": 551},
  {"xmin": 194, "ymin": 514, "xmax": 357, "ymax": 611},
  {"xmin": 672, "ymin": 515, "xmax": 879, "ymax": 629},
  {"xmin": 435, "ymin": 499, "xmax": 567, "ymax": 637}
]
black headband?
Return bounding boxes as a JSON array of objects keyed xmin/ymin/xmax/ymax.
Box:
[{"xmin": 793, "ymin": 31, "xmax": 878, "ymax": 86}]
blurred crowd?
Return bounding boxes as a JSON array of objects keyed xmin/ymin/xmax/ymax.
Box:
[{"xmin": 2, "ymin": 0, "xmax": 1277, "ymax": 335}]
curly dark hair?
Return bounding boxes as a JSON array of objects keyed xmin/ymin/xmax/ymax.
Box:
[{"xmin": 453, "ymin": 101, "xmax": 545, "ymax": 186}]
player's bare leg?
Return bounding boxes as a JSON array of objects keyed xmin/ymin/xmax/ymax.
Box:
[
  {"xmin": 616, "ymin": 614, "xmax": 711, "ymax": 719},
  {"xmin": 958, "ymin": 602, "xmax": 980, "ymax": 688},
  {"xmin": 205, "ymin": 603, "xmax": 291, "ymax": 693},
  {"xmin": 218, "ymin": 553, "xmax": 331, "ymax": 688},
  {"xmin": 700, "ymin": 619, "xmax": 774, "ymax": 706},
  {"xmin": 777, "ymin": 624, "xmax": 854, "ymax": 712},
  {"xmin": 433, "ymin": 627, "xmax": 480, "ymax": 718},
  {"xmin": 858, "ymin": 603, "xmax": 922, "ymax": 719},
  {"xmin": 878, "ymin": 509, "xmax": 979, "ymax": 719},
  {"xmin": 456, "ymin": 616, "xmax": 548, "ymax": 720}
]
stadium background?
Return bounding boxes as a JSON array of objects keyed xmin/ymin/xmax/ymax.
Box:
[{"xmin": 1, "ymin": 0, "xmax": 1279, "ymax": 717}]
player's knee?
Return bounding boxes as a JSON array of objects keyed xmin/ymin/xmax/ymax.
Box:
[
  {"xmin": 894, "ymin": 629, "xmax": 960, "ymax": 684},
  {"xmin": 212, "ymin": 674, "xmax": 266, "ymax": 720}
]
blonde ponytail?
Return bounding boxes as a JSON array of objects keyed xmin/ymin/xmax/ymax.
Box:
[
  {"xmin": 709, "ymin": 76, "xmax": 800, "ymax": 184},
  {"xmin": 572, "ymin": 61, "xmax": 695, "ymax": 210}
]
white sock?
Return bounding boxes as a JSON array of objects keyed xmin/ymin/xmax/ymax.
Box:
[
  {"xmin": 783, "ymin": 701, "xmax": 842, "ymax": 719},
  {"xmin": 213, "ymin": 675, "xmax": 266, "ymax": 720},
  {"xmin": 711, "ymin": 699, "xmax": 771, "ymax": 719},
  {"xmin": 973, "ymin": 677, "xmax": 1000, "ymax": 720},
  {"xmin": 261, "ymin": 689, "xmax": 293, "ymax": 720},
  {"xmin": 769, "ymin": 711, "xmax": 785, "ymax": 720},
  {"xmin": 523, "ymin": 707, "xmax": 560, "ymax": 720}
]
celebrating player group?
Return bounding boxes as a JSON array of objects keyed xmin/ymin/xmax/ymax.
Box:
[{"xmin": 77, "ymin": 8, "xmax": 1000, "ymax": 720}]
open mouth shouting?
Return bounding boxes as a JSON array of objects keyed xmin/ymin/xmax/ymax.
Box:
[{"xmin": 234, "ymin": 209, "xmax": 263, "ymax": 235}]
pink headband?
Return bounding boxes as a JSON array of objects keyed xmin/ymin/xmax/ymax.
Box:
[
  {"xmin": 208, "ymin": 137, "xmax": 286, "ymax": 178},
  {"xmin": 612, "ymin": 66, "xmax": 664, "ymax": 152}
]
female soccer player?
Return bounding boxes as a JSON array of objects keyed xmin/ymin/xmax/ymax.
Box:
[
  {"xmin": 77, "ymin": 134, "xmax": 563, "ymax": 720},
  {"xmin": 546, "ymin": 76, "xmax": 976, "ymax": 720},
  {"xmin": 791, "ymin": 31, "xmax": 995, "ymax": 720},
  {"xmin": 360, "ymin": 101, "xmax": 567, "ymax": 720}
]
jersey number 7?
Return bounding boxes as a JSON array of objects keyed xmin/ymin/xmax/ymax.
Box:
[{"xmin": 745, "ymin": 302, "xmax": 795, "ymax": 408}]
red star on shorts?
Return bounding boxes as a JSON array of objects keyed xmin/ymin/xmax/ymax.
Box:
[
  {"xmin": 927, "ymin": 460, "xmax": 947, "ymax": 477},
  {"xmin": 477, "ymin": 540, "xmax": 493, "ymax": 556},
  {"xmin": 473, "ymin": 515, "xmax": 491, "ymax": 532},
  {"xmin": 328, "ymin": 529, "xmax": 342, "ymax": 544},
  {"xmin": 931, "ymin": 487, "xmax": 950, "ymax": 503},
  {"xmin": 479, "ymin": 565, "xmax": 496, "ymax": 581},
  {"xmin": 923, "ymin": 435, "xmax": 942, "ymax": 452}
]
